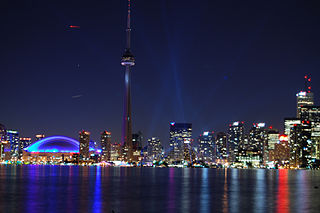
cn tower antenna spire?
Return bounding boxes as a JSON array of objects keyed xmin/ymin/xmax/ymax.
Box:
[{"xmin": 126, "ymin": 0, "xmax": 132, "ymax": 50}]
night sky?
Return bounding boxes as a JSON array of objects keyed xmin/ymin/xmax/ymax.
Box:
[{"xmin": 1, "ymin": 0, "xmax": 320, "ymax": 148}]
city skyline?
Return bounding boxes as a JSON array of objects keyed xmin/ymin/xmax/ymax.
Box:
[{"xmin": 1, "ymin": 0, "xmax": 320, "ymax": 146}]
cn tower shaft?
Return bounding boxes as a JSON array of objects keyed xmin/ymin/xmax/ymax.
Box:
[{"xmin": 121, "ymin": 0, "xmax": 135, "ymax": 161}]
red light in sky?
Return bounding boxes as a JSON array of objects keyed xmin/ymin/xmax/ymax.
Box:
[{"xmin": 69, "ymin": 25, "xmax": 80, "ymax": 28}]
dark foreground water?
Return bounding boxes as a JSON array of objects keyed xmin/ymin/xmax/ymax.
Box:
[{"xmin": 0, "ymin": 166, "xmax": 320, "ymax": 213}]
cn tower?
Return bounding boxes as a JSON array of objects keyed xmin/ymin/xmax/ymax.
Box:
[{"xmin": 121, "ymin": 0, "xmax": 135, "ymax": 161}]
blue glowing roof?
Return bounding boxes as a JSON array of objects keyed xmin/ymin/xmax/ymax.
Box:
[{"xmin": 24, "ymin": 135, "xmax": 94, "ymax": 153}]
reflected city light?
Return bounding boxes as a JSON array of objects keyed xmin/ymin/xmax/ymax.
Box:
[
  {"xmin": 200, "ymin": 169, "xmax": 209, "ymax": 212},
  {"xmin": 222, "ymin": 169, "xmax": 229, "ymax": 213},
  {"xmin": 277, "ymin": 169, "xmax": 289, "ymax": 213}
]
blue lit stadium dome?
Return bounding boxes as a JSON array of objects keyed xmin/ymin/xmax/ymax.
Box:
[{"xmin": 24, "ymin": 135, "xmax": 92, "ymax": 153}]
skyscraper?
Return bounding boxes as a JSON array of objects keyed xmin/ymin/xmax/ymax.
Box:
[
  {"xmin": 216, "ymin": 132, "xmax": 228, "ymax": 162},
  {"xmin": 7, "ymin": 130, "xmax": 20, "ymax": 160},
  {"xmin": 266, "ymin": 128, "xmax": 279, "ymax": 162},
  {"xmin": 198, "ymin": 131, "xmax": 215, "ymax": 162},
  {"xmin": 297, "ymin": 91, "xmax": 314, "ymax": 118},
  {"xmin": 284, "ymin": 118, "xmax": 301, "ymax": 136},
  {"xmin": 0, "ymin": 124, "xmax": 7, "ymax": 160},
  {"xmin": 132, "ymin": 131, "xmax": 143, "ymax": 150},
  {"xmin": 132, "ymin": 131, "xmax": 143, "ymax": 161},
  {"xmin": 289, "ymin": 124, "xmax": 313, "ymax": 168},
  {"xmin": 267, "ymin": 129, "xmax": 279, "ymax": 150},
  {"xmin": 248, "ymin": 123, "xmax": 268, "ymax": 165},
  {"xmin": 101, "ymin": 131, "xmax": 111, "ymax": 161},
  {"xmin": 147, "ymin": 137, "xmax": 163, "ymax": 161},
  {"xmin": 169, "ymin": 122, "xmax": 192, "ymax": 162},
  {"xmin": 79, "ymin": 131, "xmax": 90, "ymax": 161},
  {"xmin": 296, "ymin": 75, "xmax": 314, "ymax": 118},
  {"xmin": 121, "ymin": 0, "xmax": 135, "ymax": 161},
  {"xmin": 274, "ymin": 135, "xmax": 290, "ymax": 167},
  {"xmin": 228, "ymin": 121, "xmax": 245, "ymax": 162}
]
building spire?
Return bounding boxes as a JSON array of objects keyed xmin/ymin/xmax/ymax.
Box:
[{"xmin": 126, "ymin": 0, "xmax": 132, "ymax": 50}]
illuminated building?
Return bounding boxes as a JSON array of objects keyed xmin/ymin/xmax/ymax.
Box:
[
  {"xmin": 101, "ymin": 131, "xmax": 111, "ymax": 161},
  {"xmin": 7, "ymin": 130, "xmax": 20, "ymax": 160},
  {"xmin": 238, "ymin": 152, "xmax": 261, "ymax": 167},
  {"xmin": 297, "ymin": 91, "xmax": 314, "ymax": 118},
  {"xmin": 19, "ymin": 137, "xmax": 32, "ymax": 159},
  {"xmin": 274, "ymin": 135, "xmax": 290, "ymax": 166},
  {"xmin": 267, "ymin": 129, "xmax": 279, "ymax": 150},
  {"xmin": 248, "ymin": 123, "xmax": 268, "ymax": 165},
  {"xmin": 22, "ymin": 135, "xmax": 98, "ymax": 163},
  {"xmin": 198, "ymin": 131, "xmax": 215, "ymax": 162},
  {"xmin": 284, "ymin": 118, "xmax": 301, "ymax": 136},
  {"xmin": 296, "ymin": 75, "xmax": 314, "ymax": 118},
  {"xmin": 299, "ymin": 106, "xmax": 320, "ymax": 160},
  {"xmin": 266, "ymin": 129, "xmax": 279, "ymax": 162},
  {"xmin": 299, "ymin": 106, "xmax": 320, "ymax": 123},
  {"xmin": 169, "ymin": 122, "xmax": 192, "ymax": 162},
  {"xmin": 121, "ymin": 0, "xmax": 135, "ymax": 161},
  {"xmin": 289, "ymin": 124, "xmax": 313, "ymax": 168},
  {"xmin": 147, "ymin": 137, "xmax": 163, "ymax": 161},
  {"xmin": 35, "ymin": 134, "xmax": 45, "ymax": 141},
  {"xmin": 110, "ymin": 143, "xmax": 122, "ymax": 161},
  {"xmin": 227, "ymin": 121, "xmax": 245, "ymax": 162},
  {"xmin": 79, "ymin": 131, "xmax": 90, "ymax": 161},
  {"xmin": 132, "ymin": 131, "xmax": 143, "ymax": 151},
  {"xmin": 0, "ymin": 124, "xmax": 7, "ymax": 160},
  {"xmin": 132, "ymin": 131, "xmax": 143, "ymax": 161},
  {"xmin": 216, "ymin": 132, "xmax": 228, "ymax": 162},
  {"xmin": 311, "ymin": 123, "xmax": 320, "ymax": 160},
  {"xmin": 20, "ymin": 138, "xmax": 32, "ymax": 149}
]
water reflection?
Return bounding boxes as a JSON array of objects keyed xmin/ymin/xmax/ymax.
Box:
[
  {"xmin": 230, "ymin": 169, "xmax": 239, "ymax": 213},
  {"xmin": 277, "ymin": 170, "xmax": 289, "ymax": 213},
  {"xmin": 181, "ymin": 168, "xmax": 190, "ymax": 212},
  {"xmin": 296, "ymin": 171, "xmax": 310, "ymax": 212},
  {"xmin": 167, "ymin": 168, "xmax": 175, "ymax": 213},
  {"xmin": 200, "ymin": 168, "xmax": 209, "ymax": 212},
  {"xmin": 255, "ymin": 169, "xmax": 266, "ymax": 212},
  {"xmin": 93, "ymin": 166, "xmax": 101, "ymax": 213},
  {"xmin": 223, "ymin": 169, "xmax": 229, "ymax": 213},
  {"xmin": 0, "ymin": 166, "xmax": 320, "ymax": 213}
]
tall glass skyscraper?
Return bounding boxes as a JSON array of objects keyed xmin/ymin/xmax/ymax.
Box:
[
  {"xmin": 7, "ymin": 130, "xmax": 19, "ymax": 159},
  {"xmin": 216, "ymin": 132, "xmax": 228, "ymax": 162},
  {"xmin": 296, "ymin": 91, "xmax": 314, "ymax": 118},
  {"xmin": 198, "ymin": 131, "xmax": 215, "ymax": 162},
  {"xmin": 169, "ymin": 122, "xmax": 192, "ymax": 162},
  {"xmin": 101, "ymin": 131, "xmax": 111, "ymax": 161},
  {"xmin": 79, "ymin": 131, "xmax": 90, "ymax": 161},
  {"xmin": 147, "ymin": 137, "xmax": 163, "ymax": 161},
  {"xmin": 228, "ymin": 121, "xmax": 245, "ymax": 162}
]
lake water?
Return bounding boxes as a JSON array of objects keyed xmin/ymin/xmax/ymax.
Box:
[{"xmin": 0, "ymin": 165, "xmax": 320, "ymax": 213}]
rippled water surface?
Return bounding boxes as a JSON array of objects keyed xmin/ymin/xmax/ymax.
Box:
[{"xmin": 0, "ymin": 165, "xmax": 320, "ymax": 213}]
